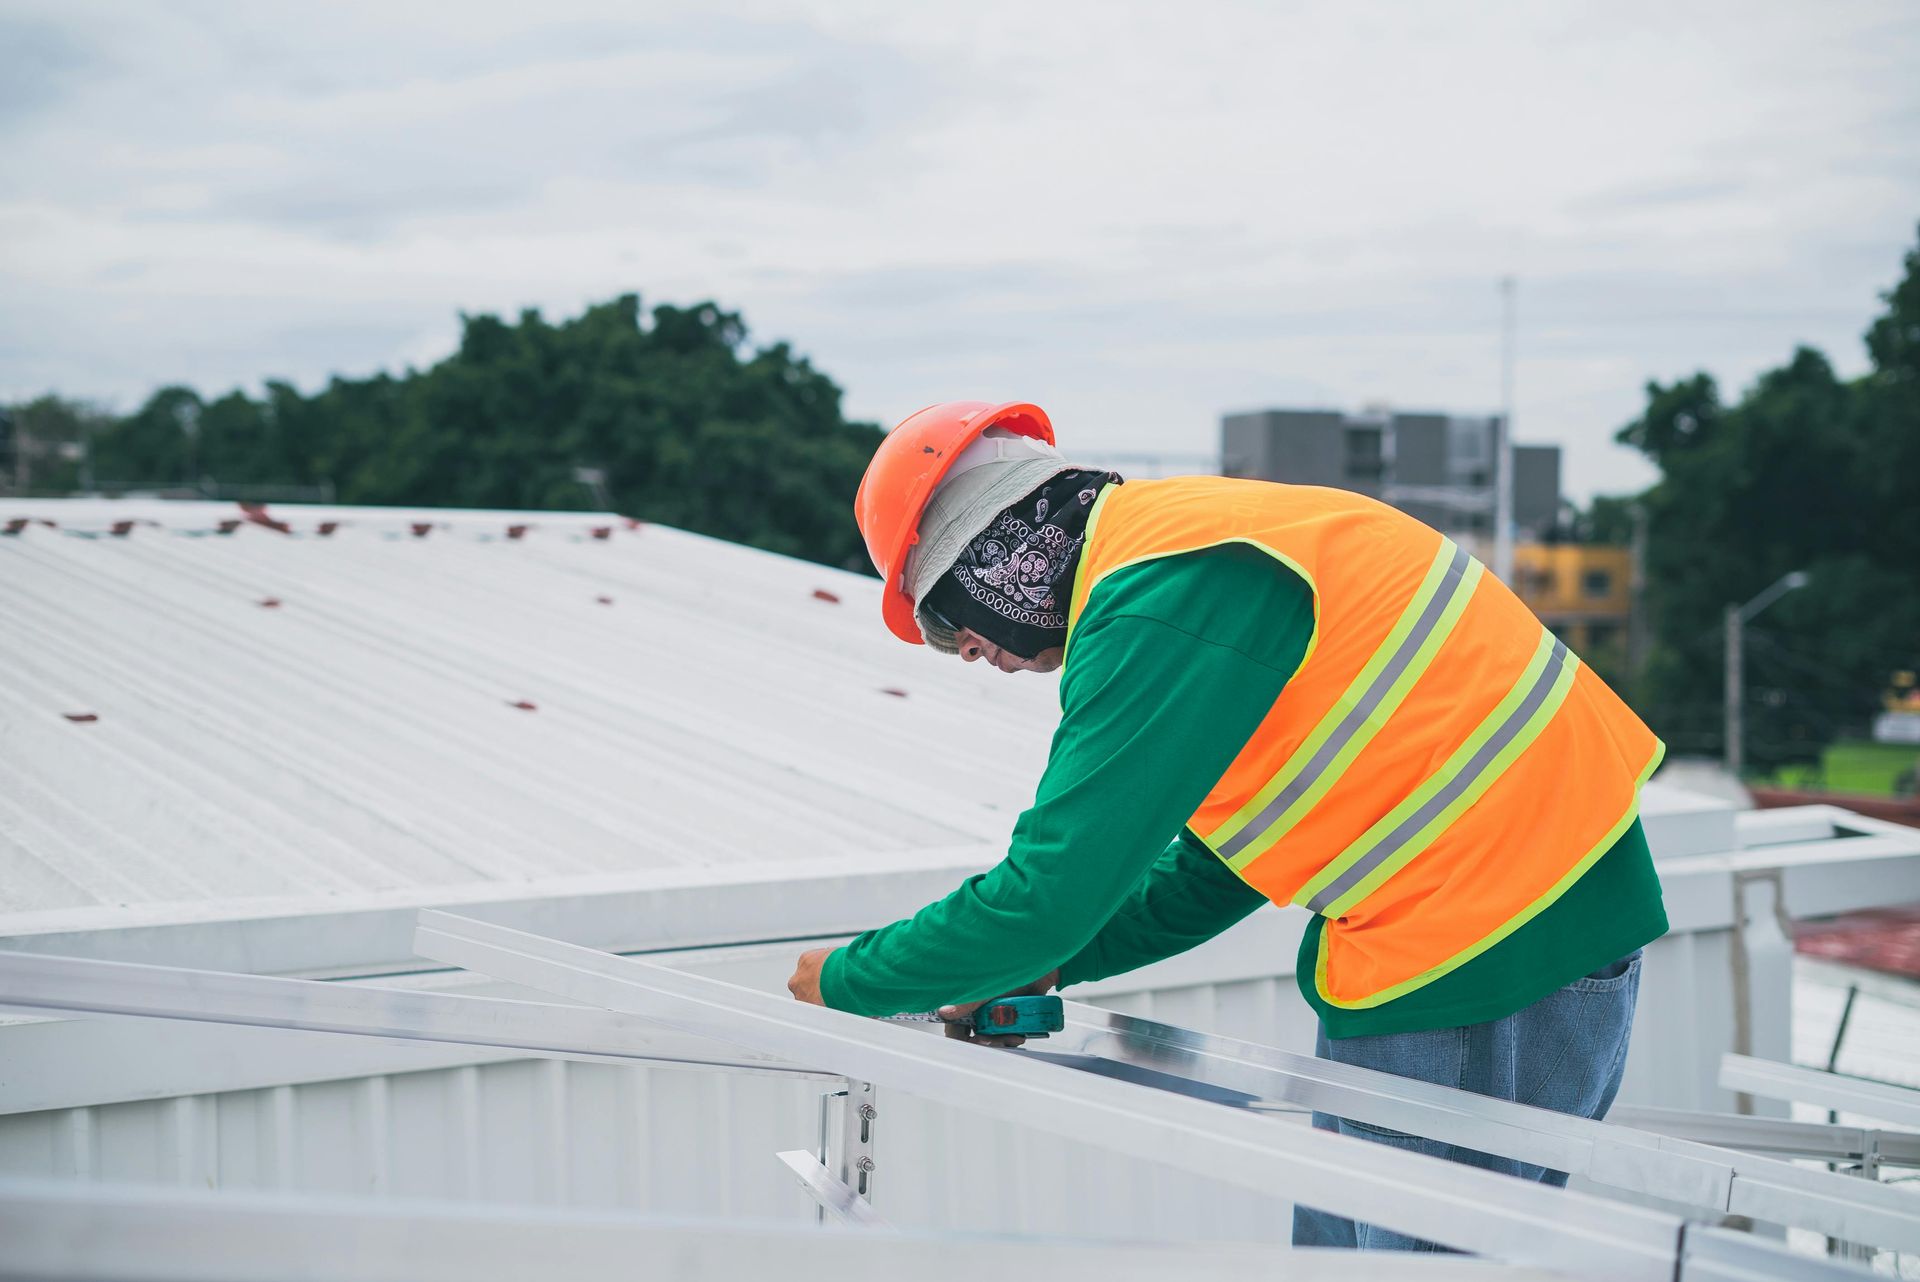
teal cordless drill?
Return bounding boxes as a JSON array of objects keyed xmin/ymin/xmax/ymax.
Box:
[{"xmin": 883, "ymin": 994, "xmax": 1064, "ymax": 1038}]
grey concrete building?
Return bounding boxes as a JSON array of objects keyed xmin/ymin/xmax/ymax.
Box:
[{"xmin": 1220, "ymin": 407, "xmax": 1562, "ymax": 541}]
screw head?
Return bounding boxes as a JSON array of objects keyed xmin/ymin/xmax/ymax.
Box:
[
  {"xmin": 855, "ymin": 1156, "xmax": 875, "ymax": 1172},
  {"xmin": 858, "ymin": 1104, "xmax": 877, "ymax": 1121}
]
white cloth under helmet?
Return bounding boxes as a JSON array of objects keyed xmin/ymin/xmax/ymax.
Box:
[{"xmin": 906, "ymin": 427, "xmax": 1080, "ymax": 654}]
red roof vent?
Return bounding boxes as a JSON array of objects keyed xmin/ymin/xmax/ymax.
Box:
[
  {"xmin": 507, "ymin": 699, "xmax": 539, "ymax": 712},
  {"xmin": 507, "ymin": 525, "xmax": 529, "ymax": 540},
  {"xmin": 63, "ymin": 713, "xmax": 99, "ymax": 723},
  {"xmin": 812, "ymin": 589, "xmax": 842, "ymax": 604},
  {"xmin": 238, "ymin": 503, "xmax": 291, "ymax": 534}
]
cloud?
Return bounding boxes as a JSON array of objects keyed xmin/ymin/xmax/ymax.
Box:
[
  {"xmin": 2, "ymin": 0, "xmax": 1917, "ymax": 502},
  {"xmin": 0, "ymin": 11, "xmax": 92, "ymax": 131}
]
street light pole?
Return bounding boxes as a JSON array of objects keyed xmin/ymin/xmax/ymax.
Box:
[
  {"xmin": 1724, "ymin": 604, "xmax": 1745, "ymax": 780},
  {"xmin": 1724, "ymin": 571, "xmax": 1811, "ymax": 780},
  {"xmin": 1494, "ymin": 276, "xmax": 1516, "ymax": 582},
  {"xmin": 1627, "ymin": 502, "xmax": 1650, "ymax": 679}
]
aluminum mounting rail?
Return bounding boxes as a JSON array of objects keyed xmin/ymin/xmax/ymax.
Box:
[
  {"xmin": 0, "ymin": 947, "xmax": 824, "ymax": 1082},
  {"xmin": 1678, "ymin": 1227, "xmax": 1875, "ymax": 1282},
  {"xmin": 1721, "ymin": 1053, "xmax": 1920, "ymax": 1131},
  {"xmin": 0, "ymin": 1177, "xmax": 1557, "ymax": 1282},
  {"xmin": 1035, "ymin": 1003, "xmax": 1920, "ymax": 1254},
  {"xmin": 1612, "ymin": 1105, "xmax": 1920, "ymax": 1169},
  {"xmin": 413, "ymin": 910, "xmax": 1702, "ymax": 1282}
]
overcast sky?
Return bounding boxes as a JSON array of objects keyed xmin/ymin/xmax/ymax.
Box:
[{"xmin": 3, "ymin": 1, "xmax": 1916, "ymax": 500}]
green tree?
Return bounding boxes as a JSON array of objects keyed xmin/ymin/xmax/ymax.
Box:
[
  {"xmin": 0, "ymin": 394, "xmax": 114, "ymax": 494},
  {"xmin": 1569, "ymin": 494, "xmax": 1639, "ymax": 546},
  {"xmin": 1616, "ymin": 225, "xmax": 1920, "ymax": 772},
  {"xmin": 89, "ymin": 385, "xmax": 204, "ymax": 486},
  {"xmin": 69, "ymin": 294, "xmax": 885, "ymax": 570},
  {"xmin": 1861, "ymin": 232, "xmax": 1920, "ymax": 569}
]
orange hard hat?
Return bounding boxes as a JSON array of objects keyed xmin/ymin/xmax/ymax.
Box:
[{"xmin": 855, "ymin": 400, "xmax": 1054, "ymax": 644}]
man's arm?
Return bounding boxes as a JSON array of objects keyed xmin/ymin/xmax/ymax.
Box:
[
  {"xmin": 816, "ymin": 548, "xmax": 1312, "ymax": 1016},
  {"xmin": 1055, "ymin": 829, "xmax": 1268, "ymax": 988}
]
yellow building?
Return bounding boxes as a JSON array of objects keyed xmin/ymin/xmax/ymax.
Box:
[{"xmin": 1508, "ymin": 543, "xmax": 1633, "ymax": 663}]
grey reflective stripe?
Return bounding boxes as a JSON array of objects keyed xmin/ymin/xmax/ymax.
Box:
[
  {"xmin": 1215, "ymin": 542, "xmax": 1474, "ymax": 862},
  {"xmin": 1305, "ymin": 638, "xmax": 1572, "ymax": 915}
]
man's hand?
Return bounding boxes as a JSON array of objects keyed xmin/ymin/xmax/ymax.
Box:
[
  {"xmin": 787, "ymin": 947, "xmax": 832, "ymax": 1006},
  {"xmin": 937, "ymin": 970, "xmax": 1060, "ymax": 1047}
]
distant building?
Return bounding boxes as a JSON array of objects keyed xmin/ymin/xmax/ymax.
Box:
[
  {"xmin": 1220, "ymin": 406, "xmax": 1634, "ymax": 664},
  {"xmin": 1509, "ymin": 543, "xmax": 1632, "ymax": 664},
  {"xmin": 1219, "ymin": 407, "xmax": 1561, "ymax": 542}
]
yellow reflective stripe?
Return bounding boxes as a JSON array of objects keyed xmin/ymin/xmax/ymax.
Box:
[
  {"xmin": 1216, "ymin": 540, "xmax": 1480, "ymax": 870},
  {"xmin": 1211, "ymin": 537, "xmax": 1459, "ymax": 858},
  {"xmin": 1060, "ymin": 485, "xmax": 1119, "ymax": 663},
  {"xmin": 1301, "ymin": 631, "xmax": 1578, "ymax": 918},
  {"xmin": 1313, "ymin": 732, "xmax": 1667, "ymax": 1010}
]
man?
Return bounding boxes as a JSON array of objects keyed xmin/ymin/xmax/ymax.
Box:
[{"xmin": 787, "ymin": 401, "xmax": 1666, "ymax": 1251}]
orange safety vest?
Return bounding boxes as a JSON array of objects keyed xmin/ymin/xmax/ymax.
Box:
[{"xmin": 1064, "ymin": 476, "xmax": 1665, "ymax": 1009}]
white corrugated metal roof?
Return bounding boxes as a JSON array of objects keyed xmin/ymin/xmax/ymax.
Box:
[{"xmin": 0, "ymin": 500, "xmax": 1058, "ymax": 928}]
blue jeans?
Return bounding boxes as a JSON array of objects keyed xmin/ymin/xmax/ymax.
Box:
[{"xmin": 1291, "ymin": 950, "xmax": 1643, "ymax": 1252}]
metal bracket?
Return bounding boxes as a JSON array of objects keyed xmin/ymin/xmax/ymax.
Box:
[
  {"xmin": 837, "ymin": 1079, "xmax": 877, "ymax": 1200},
  {"xmin": 804, "ymin": 1080, "xmax": 877, "ymax": 1224},
  {"xmin": 774, "ymin": 1151, "xmax": 889, "ymax": 1228}
]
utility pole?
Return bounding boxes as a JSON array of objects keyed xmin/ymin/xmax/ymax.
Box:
[
  {"xmin": 1724, "ymin": 604, "xmax": 1744, "ymax": 779},
  {"xmin": 1724, "ymin": 571, "xmax": 1810, "ymax": 780},
  {"xmin": 14, "ymin": 410, "xmax": 30, "ymax": 493},
  {"xmin": 572, "ymin": 465, "xmax": 614, "ymax": 512},
  {"xmin": 1627, "ymin": 502, "xmax": 1650, "ymax": 679},
  {"xmin": 78, "ymin": 415, "xmax": 95, "ymax": 494},
  {"xmin": 1494, "ymin": 276, "xmax": 1516, "ymax": 582}
]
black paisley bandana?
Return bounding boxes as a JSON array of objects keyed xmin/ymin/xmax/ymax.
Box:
[{"xmin": 922, "ymin": 469, "xmax": 1121, "ymax": 659}]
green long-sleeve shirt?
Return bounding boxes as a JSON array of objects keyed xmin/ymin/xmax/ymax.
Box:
[{"xmin": 820, "ymin": 545, "xmax": 1667, "ymax": 1037}]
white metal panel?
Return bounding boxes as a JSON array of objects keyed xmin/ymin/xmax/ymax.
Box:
[
  {"xmin": 0, "ymin": 1050, "xmax": 1306, "ymax": 1244},
  {"xmin": 1641, "ymin": 781, "xmax": 1740, "ymax": 858},
  {"xmin": 0, "ymin": 1177, "xmax": 1565, "ymax": 1282},
  {"xmin": 0, "ymin": 500, "xmax": 1061, "ymax": 929},
  {"xmin": 0, "ymin": 1059, "xmax": 809, "ymax": 1214}
]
